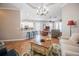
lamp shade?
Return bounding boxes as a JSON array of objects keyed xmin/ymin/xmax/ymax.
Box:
[{"xmin": 67, "ymin": 20, "xmax": 75, "ymax": 25}]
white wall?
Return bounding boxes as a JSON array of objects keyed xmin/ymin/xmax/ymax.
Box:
[
  {"xmin": 0, "ymin": 9, "xmax": 24, "ymax": 40},
  {"xmin": 62, "ymin": 3, "xmax": 79, "ymax": 38}
]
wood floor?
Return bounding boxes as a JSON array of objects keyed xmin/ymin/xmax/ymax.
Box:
[{"xmin": 5, "ymin": 37, "xmax": 59, "ymax": 56}]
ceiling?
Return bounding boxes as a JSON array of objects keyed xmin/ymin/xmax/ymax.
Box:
[{"xmin": 0, "ymin": 3, "xmax": 67, "ymax": 21}]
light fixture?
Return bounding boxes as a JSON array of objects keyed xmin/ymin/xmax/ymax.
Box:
[
  {"xmin": 67, "ymin": 20, "xmax": 76, "ymax": 36},
  {"xmin": 37, "ymin": 5, "xmax": 48, "ymax": 16}
]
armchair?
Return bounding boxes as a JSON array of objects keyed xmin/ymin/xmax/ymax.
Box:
[
  {"xmin": 30, "ymin": 42, "xmax": 60, "ymax": 56},
  {"xmin": 51, "ymin": 29, "xmax": 62, "ymax": 38}
]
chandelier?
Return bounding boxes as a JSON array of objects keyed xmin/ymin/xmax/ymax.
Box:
[{"xmin": 37, "ymin": 6, "xmax": 48, "ymax": 16}]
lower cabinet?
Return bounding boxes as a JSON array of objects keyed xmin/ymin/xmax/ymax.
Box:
[{"xmin": 26, "ymin": 31, "xmax": 38, "ymax": 39}]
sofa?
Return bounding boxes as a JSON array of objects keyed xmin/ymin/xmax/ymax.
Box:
[
  {"xmin": 0, "ymin": 48, "xmax": 19, "ymax": 56},
  {"xmin": 60, "ymin": 33, "xmax": 79, "ymax": 56}
]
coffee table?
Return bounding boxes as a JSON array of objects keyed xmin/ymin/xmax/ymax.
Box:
[{"xmin": 29, "ymin": 35, "xmax": 60, "ymax": 56}]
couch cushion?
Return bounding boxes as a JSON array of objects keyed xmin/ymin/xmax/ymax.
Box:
[
  {"xmin": 6, "ymin": 49, "xmax": 19, "ymax": 56},
  {"xmin": 69, "ymin": 33, "xmax": 79, "ymax": 44},
  {"xmin": 0, "ymin": 48, "xmax": 7, "ymax": 56}
]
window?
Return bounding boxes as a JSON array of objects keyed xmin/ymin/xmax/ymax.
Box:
[{"xmin": 55, "ymin": 21, "xmax": 62, "ymax": 32}]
